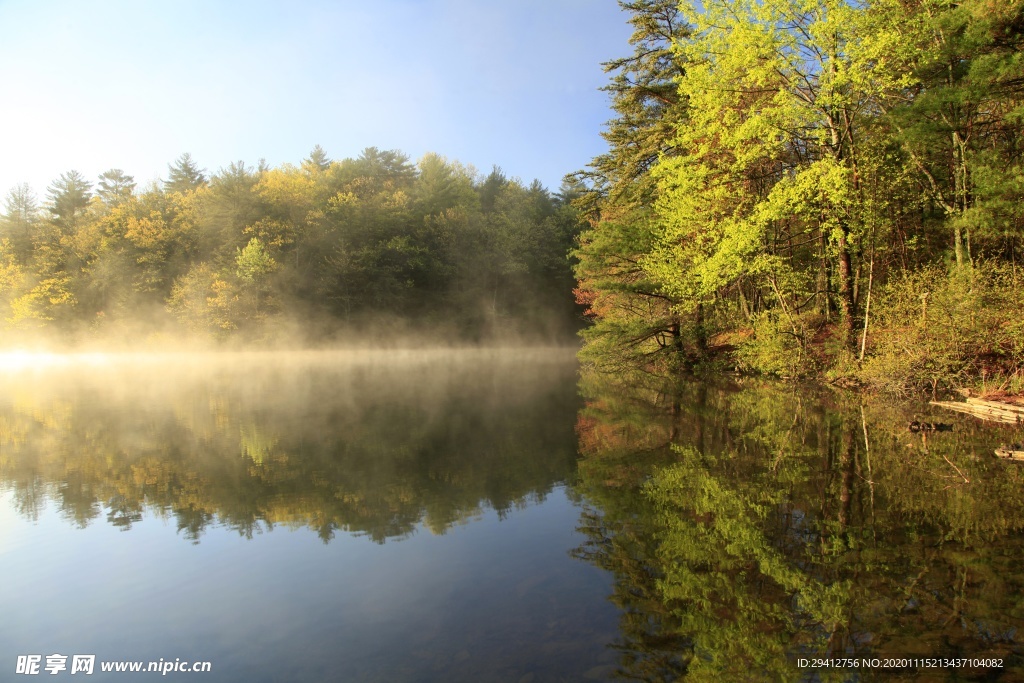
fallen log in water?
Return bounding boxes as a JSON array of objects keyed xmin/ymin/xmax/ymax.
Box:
[
  {"xmin": 965, "ymin": 397, "xmax": 1024, "ymax": 415},
  {"xmin": 995, "ymin": 446, "xmax": 1024, "ymax": 462},
  {"xmin": 929, "ymin": 400, "xmax": 1023, "ymax": 424}
]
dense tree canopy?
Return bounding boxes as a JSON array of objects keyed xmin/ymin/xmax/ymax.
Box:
[
  {"xmin": 574, "ymin": 0, "xmax": 1024, "ymax": 391},
  {"xmin": 6, "ymin": 0, "xmax": 1023, "ymax": 385},
  {"xmin": 0, "ymin": 148, "xmax": 585, "ymax": 344}
]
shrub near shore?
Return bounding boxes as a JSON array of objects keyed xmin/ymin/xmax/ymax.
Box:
[
  {"xmin": 729, "ymin": 262, "xmax": 1024, "ymax": 396},
  {"xmin": 856, "ymin": 262, "xmax": 1024, "ymax": 396}
]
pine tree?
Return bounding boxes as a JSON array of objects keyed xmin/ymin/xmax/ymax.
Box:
[
  {"xmin": 479, "ymin": 166, "xmax": 508, "ymax": 214},
  {"xmin": 165, "ymin": 153, "xmax": 207, "ymax": 194},
  {"xmin": 1, "ymin": 183, "xmax": 39, "ymax": 255},
  {"xmin": 97, "ymin": 169, "xmax": 136, "ymax": 205},
  {"xmin": 883, "ymin": 0, "xmax": 1024, "ymax": 268},
  {"xmin": 570, "ymin": 0, "xmax": 694, "ymax": 368},
  {"xmin": 570, "ymin": 0, "xmax": 689, "ymax": 210},
  {"xmin": 46, "ymin": 170, "xmax": 93, "ymax": 231},
  {"xmin": 302, "ymin": 145, "xmax": 331, "ymax": 173}
]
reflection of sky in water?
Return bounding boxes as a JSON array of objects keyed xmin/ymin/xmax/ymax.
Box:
[
  {"xmin": 0, "ymin": 488, "xmax": 619, "ymax": 682},
  {"xmin": 0, "ymin": 350, "xmax": 621, "ymax": 681},
  {"xmin": 0, "ymin": 348, "xmax": 583, "ymax": 541}
]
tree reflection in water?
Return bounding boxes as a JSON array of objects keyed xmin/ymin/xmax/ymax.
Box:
[
  {"xmin": 573, "ymin": 370, "xmax": 1024, "ymax": 681},
  {"xmin": 0, "ymin": 350, "xmax": 580, "ymax": 544}
]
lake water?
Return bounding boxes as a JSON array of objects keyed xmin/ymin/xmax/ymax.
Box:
[
  {"xmin": 1, "ymin": 350, "xmax": 1023, "ymax": 681},
  {"xmin": 574, "ymin": 373, "xmax": 1024, "ymax": 681}
]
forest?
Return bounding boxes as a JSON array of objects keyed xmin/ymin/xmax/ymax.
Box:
[
  {"xmin": 4, "ymin": 0, "xmax": 1024, "ymax": 396},
  {"xmin": 0, "ymin": 148, "xmax": 584, "ymax": 346},
  {"xmin": 572, "ymin": 0, "xmax": 1024, "ymax": 394}
]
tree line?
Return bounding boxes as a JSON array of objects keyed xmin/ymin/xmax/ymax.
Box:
[
  {"xmin": 573, "ymin": 0, "xmax": 1024, "ymax": 393},
  {"xmin": 0, "ymin": 147, "xmax": 585, "ymax": 345}
]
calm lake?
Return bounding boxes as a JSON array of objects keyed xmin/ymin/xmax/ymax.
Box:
[{"xmin": 1, "ymin": 349, "xmax": 1022, "ymax": 681}]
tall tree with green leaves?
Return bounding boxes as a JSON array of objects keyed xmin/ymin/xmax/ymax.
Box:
[
  {"xmin": 165, "ymin": 153, "xmax": 207, "ymax": 194},
  {"xmin": 880, "ymin": 0, "xmax": 1024, "ymax": 268},
  {"xmin": 96, "ymin": 169, "xmax": 136, "ymax": 206},
  {"xmin": 573, "ymin": 0, "xmax": 690, "ymax": 206},
  {"xmin": 650, "ymin": 0, "xmax": 897, "ymax": 349},
  {"xmin": 302, "ymin": 145, "xmax": 331, "ymax": 173},
  {"xmin": 1, "ymin": 183, "xmax": 39, "ymax": 258},
  {"xmin": 202, "ymin": 161, "xmax": 261, "ymax": 260},
  {"xmin": 570, "ymin": 0, "xmax": 694, "ymax": 369},
  {"xmin": 236, "ymin": 236, "xmax": 277, "ymax": 317},
  {"xmin": 46, "ymin": 170, "xmax": 93, "ymax": 231}
]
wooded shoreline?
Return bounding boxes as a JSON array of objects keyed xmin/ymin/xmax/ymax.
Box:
[{"xmin": 569, "ymin": 0, "xmax": 1024, "ymax": 398}]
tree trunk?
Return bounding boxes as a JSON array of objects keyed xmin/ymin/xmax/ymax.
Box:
[
  {"xmin": 694, "ymin": 303, "xmax": 707, "ymax": 355},
  {"xmin": 818, "ymin": 229, "xmax": 830, "ymax": 319},
  {"xmin": 836, "ymin": 230, "xmax": 855, "ymax": 347}
]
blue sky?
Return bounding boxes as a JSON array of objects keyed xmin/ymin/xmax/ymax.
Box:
[{"xmin": 0, "ymin": 0, "xmax": 633, "ymax": 201}]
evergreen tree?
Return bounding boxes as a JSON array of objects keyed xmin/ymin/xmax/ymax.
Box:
[
  {"xmin": 570, "ymin": 0, "xmax": 690, "ymax": 209},
  {"xmin": 1, "ymin": 183, "xmax": 39, "ymax": 256},
  {"xmin": 46, "ymin": 170, "xmax": 93, "ymax": 231},
  {"xmin": 165, "ymin": 153, "xmax": 207, "ymax": 194},
  {"xmin": 97, "ymin": 169, "xmax": 136, "ymax": 205},
  {"xmin": 302, "ymin": 145, "xmax": 331, "ymax": 173},
  {"xmin": 352, "ymin": 147, "xmax": 416, "ymax": 187},
  {"xmin": 414, "ymin": 153, "xmax": 478, "ymax": 217},
  {"xmin": 883, "ymin": 0, "xmax": 1024, "ymax": 268},
  {"xmin": 570, "ymin": 0, "xmax": 694, "ymax": 368},
  {"xmin": 478, "ymin": 166, "xmax": 508, "ymax": 214},
  {"xmin": 202, "ymin": 161, "xmax": 262, "ymax": 261}
]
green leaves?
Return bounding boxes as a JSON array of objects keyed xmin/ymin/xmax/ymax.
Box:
[
  {"xmin": 575, "ymin": 0, "xmax": 1024, "ymax": 374},
  {"xmin": 164, "ymin": 153, "xmax": 207, "ymax": 195},
  {"xmin": 235, "ymin": 237, "xmax": 276, "ymax": 285}
]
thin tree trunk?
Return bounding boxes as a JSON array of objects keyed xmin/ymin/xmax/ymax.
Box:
[
  {"xmin": 738, "ymin": 282, "xmax": 752, "ymax": 321},
  {"xmin": 836, "ymin": 230, "xmax": 855, "ymax": 347},
  {"xmin": 695, "ymin": 304, "xmax": 707, "ymax": 354},
  {"xmin": 670, "ymin": 318, "xmax": 683, "ymax": 356},
  {"xmin": 859, "ymin": 256, "xmax": 873, "ymax": 362},
  {"xmin": 818, "ymin": 228, "xmax": 830, "ymax": 319}
]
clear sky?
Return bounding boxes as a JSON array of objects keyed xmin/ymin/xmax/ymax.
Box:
[{"xmin": 0, "ymin": 0, "xmax": 633, "ymax": 202}]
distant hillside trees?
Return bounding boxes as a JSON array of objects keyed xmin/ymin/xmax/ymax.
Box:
[{"xmin": 0, "ymin": 149, "xmax": 586, "ymax": 344}]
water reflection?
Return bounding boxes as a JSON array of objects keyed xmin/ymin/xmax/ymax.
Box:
[
  {"xmin": 0, "ymin": 349, "xmax": 628, "ymax": 683},
  {"xmin": 573, "ymin": 371, "xmax": 1024, "ymax": 681},
  {"xmin": 8, "ymin": 351, "xmax": 1024, "ymax": 680},
  {"xmin": 0, "ymin": 349, "xmax": 580, "ymax": 543}
]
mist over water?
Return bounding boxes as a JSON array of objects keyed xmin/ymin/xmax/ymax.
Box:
[
  {"xmin": 1, "ymin": 347, "xmax": 627, "ymax": 683},
  {"xmin": 0, "ymin": 346, "xmax": 581, "ymax": 541},
  {"xmin": 4, "ymin": 349, "xmax": 1024, "ymax": 680}
]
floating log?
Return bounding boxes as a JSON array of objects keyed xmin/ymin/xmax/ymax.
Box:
[
  {"xmin": 965, "ymin": 397, "xmax": 1024, "ymax": 415},
  {"xmin": 929, "ymin": 400, "xmax": 1023, "ymax": 424},
  {"xmin": 995, "ymin": 445, "xmax": 1024, "ymax": 462}
]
